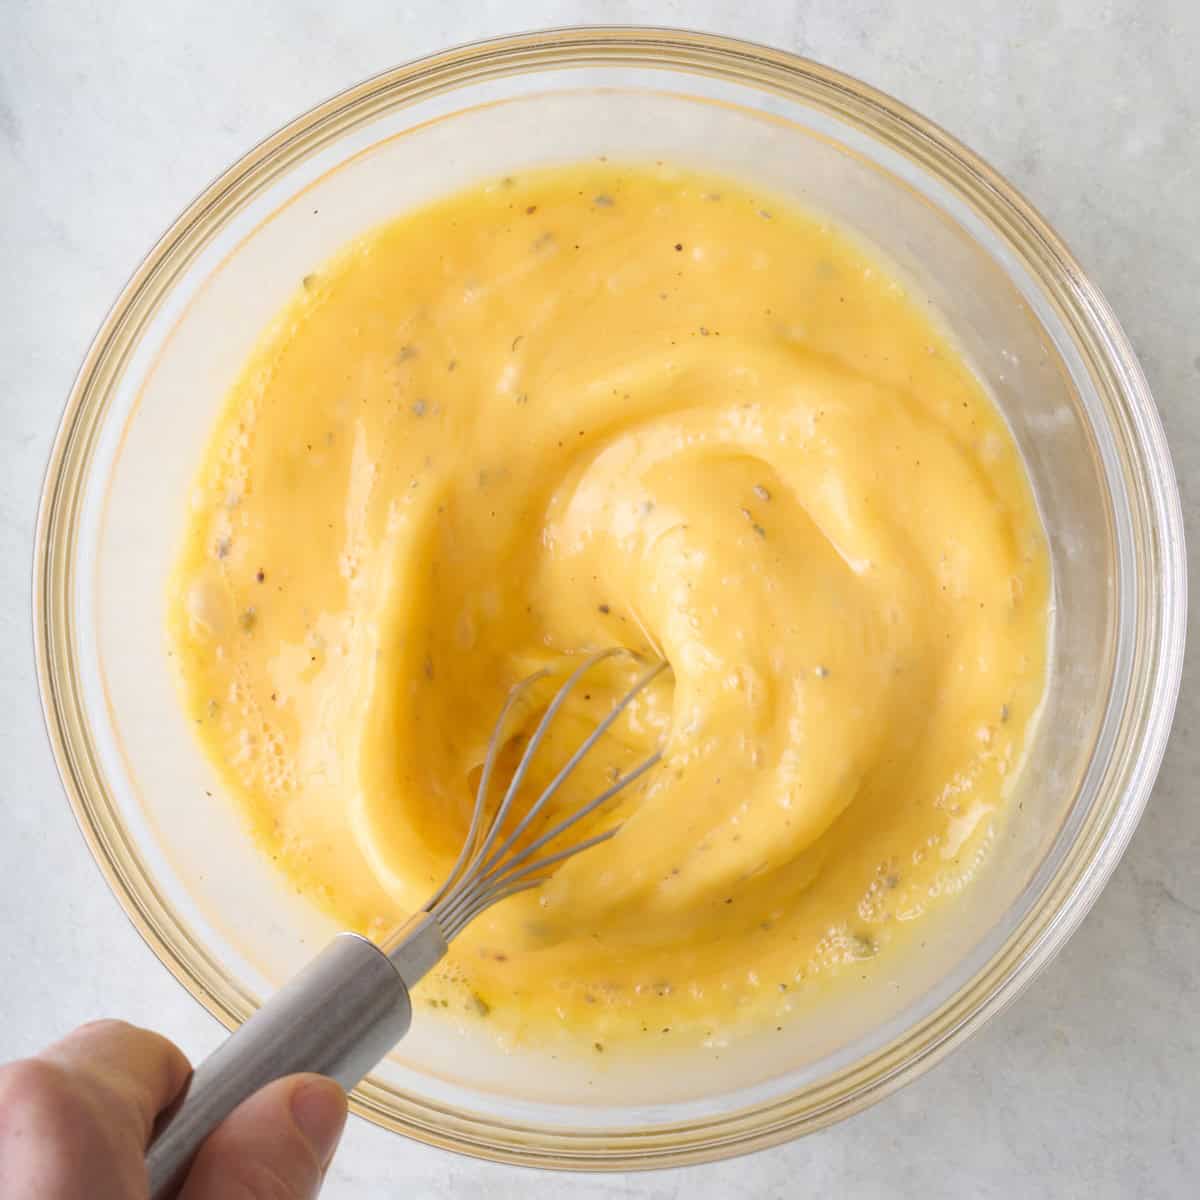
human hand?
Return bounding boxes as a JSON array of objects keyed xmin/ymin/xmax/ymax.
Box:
[{"xmin": 0, "ymin": 1019, "xmax": 346, "ymax": 1199}]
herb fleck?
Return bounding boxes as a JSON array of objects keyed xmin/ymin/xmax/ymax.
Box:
[
  {"xmin": 255, "ymin": 568, "xmax": 266, "ymax": 583},
  {"xmin": 853, "ymin": 933, "xmax": 878, "ymax": 958}
]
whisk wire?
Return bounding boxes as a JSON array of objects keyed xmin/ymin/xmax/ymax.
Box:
[
  {"xmin": 439, "ymin": 828, "xmax": 618, "ymax": 939},
  {"xmin": 449, "ymin": 648, "xmax": 623, "ymax": 906},
  {"xmin": 473, "ymin": 657, "xmax": 667, "ymax": 883},
  {"xmin": 429, "ymin": 651, "xmax": 667, "ymax": 940},
  {"xmin": 470, "ymin": 744, "xmax": 661, "ymax": 898},
  {"xmin": 437, "ymin": 745, "xmax": 664, "ymax": 940},
  {"xmin": 424, "ymin": 668, "xmax": 549, "ymax": 910}
]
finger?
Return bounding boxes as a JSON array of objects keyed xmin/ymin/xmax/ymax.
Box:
[
  {"xmin": 0, "ymin": 1023, "xmax": 192, "ymax": 1200},
  {"xmin": 40, "ymin": 1019, "xmax": 192, "ymax": 1145},
  {"xmin": 178, "ymin": 1074, "xmax": 346, "ymax": 1200}
]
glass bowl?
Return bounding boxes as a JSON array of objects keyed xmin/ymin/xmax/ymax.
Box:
[{"xmin": 34, "ymin": 28, "xmax": 1186, "ymax": 1167}]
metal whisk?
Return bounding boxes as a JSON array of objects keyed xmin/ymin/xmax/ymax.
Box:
[{"xmin": 147, "ymin": 649, "xmax": 667, "ymax": 1198}]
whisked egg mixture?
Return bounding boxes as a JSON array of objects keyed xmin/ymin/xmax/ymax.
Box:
[{"xmin": 170, "ymin": 162, "xmax": 1049, "ymax": 1051}]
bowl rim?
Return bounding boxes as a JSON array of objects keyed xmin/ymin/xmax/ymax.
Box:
[{"xmin": 33, "ymin": 25, "xmax": 1187, "ymax": 1168}]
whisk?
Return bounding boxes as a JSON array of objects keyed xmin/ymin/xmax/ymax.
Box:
[{"xmin": 146, "ymin": 648, "xmax": 667, "ymax": 1198}]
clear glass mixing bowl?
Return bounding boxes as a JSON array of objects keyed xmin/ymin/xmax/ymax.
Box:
[{"xmin": 34, "ymin": 28, "xmax": 1186, "ymax": 1167}]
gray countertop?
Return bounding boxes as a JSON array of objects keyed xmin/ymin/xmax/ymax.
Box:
[{"xmin": 2, "ymin": 2, "xmax": 1197, "ymax": 1196}]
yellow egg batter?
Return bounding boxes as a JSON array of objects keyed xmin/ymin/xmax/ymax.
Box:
[{"xmin": 170, "ymin": 162, "xmax": 1049, "ymax": 1049}]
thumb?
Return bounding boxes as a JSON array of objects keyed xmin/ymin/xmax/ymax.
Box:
[{"xmin": 177, "ymin": 1074, "xmax": 347, "ymax": 1199}]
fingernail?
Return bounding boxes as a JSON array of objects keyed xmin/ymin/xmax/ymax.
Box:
[{"xmin": 291, "ymin": 1077, "xmax": 348, "ymax": 1168}]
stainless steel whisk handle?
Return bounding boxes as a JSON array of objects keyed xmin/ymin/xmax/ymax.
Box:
[{"xmin": 146, "ymin": 932, "xmax": 418, "ymax": 1200}]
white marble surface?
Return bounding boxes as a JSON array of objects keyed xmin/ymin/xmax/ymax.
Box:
[{"xmin": 2, "ymin": 2, "xmax": 1197, "ymax": 1196}]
